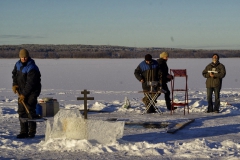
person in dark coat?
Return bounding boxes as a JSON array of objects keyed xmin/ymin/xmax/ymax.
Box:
[
  {"xmin": 134, "ymin": 54, "xmax": 161, "ymax": 113},
  {"xmin": 202, "ymin": 54, "xmax": 226, "ymax": 113},
  {"xmin": 12, "ymin": 49, "xmax": 41, "ymax": 138},
  {"xmin": 156, "ymin": 52, "xmax": 174, "ymax": 110}
]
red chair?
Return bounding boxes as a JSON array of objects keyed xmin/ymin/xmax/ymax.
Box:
[{"xmin": 170, "ymin": 69, "xmax": 189, "ymax": 115}]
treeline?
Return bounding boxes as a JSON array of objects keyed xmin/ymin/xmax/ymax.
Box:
[{"xmin": 0, "ymin": 44, "xmax": 240, "ymax": 58}]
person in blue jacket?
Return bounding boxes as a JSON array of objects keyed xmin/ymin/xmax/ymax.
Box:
[
  {"xmin": 134, "ymin": 54, "xmax": 161, "ymax": 113},
  {"xmin": 12, "ymin": 49, "xmax": 41, "ymax": 138}
]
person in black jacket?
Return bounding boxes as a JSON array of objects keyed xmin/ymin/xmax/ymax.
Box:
[
  {"xmin": 12, "ymin": 49, "xmax": 41, "ymax": 138},
  {"xmin": 134, "ymin": 54, "xmax": 161, "ymax": 113},
  {"xmin": 156, "ymin": 52, "xmax": 174, "ymax": 110}
]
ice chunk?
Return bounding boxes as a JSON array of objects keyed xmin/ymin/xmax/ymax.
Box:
[
  {"xmin": 65, "ymin": 117, "xmax": 87, "ymax": 140},
  {"xmin": 45, "ymin": 120, "xmax": 52, "ymax": 141},
  {"xmin": 64, "ymin": 118, "xmax": 125, "ymax": 144},
  {"xmin": 122, "ymin": 97, "xmax": 131, "ymax": 109},
  {"xmin": 45, "ymin": 109, "xmax": 125, "ymax": 144},
  {"xmin": 87, "ymin": 119, "xmax": 124, "ymax": 144},
  {"xmin": 45, "ymin": 109, "xmax": 83, "ymax": 140},
  {"xmin": 0, "ymin": 108, "xmax": 2, "ymax": 123}
]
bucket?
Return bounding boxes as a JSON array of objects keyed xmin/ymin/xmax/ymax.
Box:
[{"xmin": 36, "ymin": 104, "xmax": 42, "ymax": 117}]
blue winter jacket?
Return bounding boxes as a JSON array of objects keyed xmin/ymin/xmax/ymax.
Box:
[
  {"xmin": 12, "ymin": 58, "xmax": 41, "ymax": 97},
  {"xmin": 134, "ymin": 59, "xmax": 161, "ymax": 91}
]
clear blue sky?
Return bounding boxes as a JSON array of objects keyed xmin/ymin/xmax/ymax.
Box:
[{"xmin": 1, "ymin": 0, "xmax": 240, "ymax": 49}]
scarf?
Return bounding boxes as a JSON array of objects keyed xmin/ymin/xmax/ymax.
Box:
[{"xmin": 211, "ymin": 61, "xmax": 220, "ymax": 68}]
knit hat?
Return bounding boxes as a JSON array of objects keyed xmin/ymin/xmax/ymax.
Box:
[
  {"xmin": 19, "ymin": 49, "xmax": 29, "ymax": 58},
  {"xmin": 212, "ymin": 54, "xmax": 219, "ymax": 60},
  {"xmin": 145, "ymin": 54, "xmax": 152, "ymax": 61},
  {"xmin": 160, "ymin": 52, "xmax": 169, "ymax": 58}
]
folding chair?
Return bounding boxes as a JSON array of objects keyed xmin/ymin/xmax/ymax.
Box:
[{"xmin": 140, "ymin": 91, "xmax": 162, "ymax": 114}]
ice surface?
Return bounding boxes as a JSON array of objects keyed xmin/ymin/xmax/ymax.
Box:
[{"xmin": 45, "ymin": 109, "xmax": 125, "ymax": 144}]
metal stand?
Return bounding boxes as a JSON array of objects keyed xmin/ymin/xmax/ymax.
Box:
[
  {"xmin": 139, "ymin": 91, "xmax": 162, "ymax": 114},
  {"xmin": 170, "ymin": 69, "xmax": 189, "ymax": 115}
]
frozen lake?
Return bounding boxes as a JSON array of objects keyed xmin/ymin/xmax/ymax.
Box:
[
  {"xmin": 1, "ymin": 58, "xmax": 239, "ymax": 91},
  {"xmin": 1, "ymin": 58, "xmax": 240, "ymax": 159}
]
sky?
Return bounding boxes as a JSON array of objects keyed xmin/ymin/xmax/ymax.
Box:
[{"xmin": 1, "ymin": 0, "xmax": 240, "ymax": 49}]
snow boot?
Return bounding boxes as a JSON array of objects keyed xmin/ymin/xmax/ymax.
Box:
[
  {"xmin": 28, "ymin": 133, "xmax": 35, "ymax": 138},
  {"xmin": 28, "ymin": 121, "xmax": 36, "ymax": 138},
  {"xmin": 147, "ymin": 106, "xmax": 156, "ymax": 113},
  {"xmin": 17, "ymin": 121, "xmax": 28, "ymax": 139},
  {"xmin": 17, "ymin": 133, "xmax": 28, "ymax": 139},
  {"xmin": 166, "ymin": 101, "xmax": 177, "ymax": 110}
]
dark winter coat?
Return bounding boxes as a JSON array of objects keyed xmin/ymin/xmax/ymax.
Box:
[
  {"xmin": 156, "ymin": 58, "xmax": 171, "ymax": 84},
  {"xmin": 202, "ymin": 61, "xmax": 226, "ymax": 88},
  {"xmin": 12, "ymin": 57, "xmax": 41, "ymax": 97},
  {"xmin": 134, "ymin": 59, "xmax": 160, "ymax": 91}
]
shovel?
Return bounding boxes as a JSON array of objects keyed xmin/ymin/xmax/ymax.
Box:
[{"xmin": 16, "ymin": 90, "xmax": 33, "ymax": 119}]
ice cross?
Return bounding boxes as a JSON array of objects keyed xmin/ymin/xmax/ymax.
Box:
[{"xmin": 77, "ymin": 89, "xmax": 94, "ymax": 119}]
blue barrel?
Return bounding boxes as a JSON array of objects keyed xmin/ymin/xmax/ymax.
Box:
[{"xmin": 36, "ymin": 104, "xmax": 42, "ymax": 117}]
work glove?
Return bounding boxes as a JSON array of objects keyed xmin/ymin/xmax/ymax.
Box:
[
  {"xmin": 19, "ymin": 94, "xmax": 25, "ymax": 102},
  {"xmin": 12, "ymin": 85, "xmax": 19, "ymax": 94}
]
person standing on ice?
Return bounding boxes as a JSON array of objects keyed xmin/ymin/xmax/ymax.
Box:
[
  {"xmin": 156, "ymin": 52, "xmax": 175, "ymax": 110},
  {"xmin": 12, "ymin": 49, "xmax": 41, "ymax": 138},
  {"xmin": 202, "ymin": 54, "xmax": 226, "ymax": 113},
  {"xmin": 134, "ymin": 54, "xmax": 161, "ymax": 113}
]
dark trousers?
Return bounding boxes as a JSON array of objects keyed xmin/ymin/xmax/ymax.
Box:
[
  {"xmin": 207, "ymin": 87, "xmax": 220, "ymax": 112},
  {"xmin": 18, "ymin": 94, "xmax": 37, "ymax": 134},
  {"xmin": 162, "ymin": 83, "xmax": 171, "ymax": 109}
]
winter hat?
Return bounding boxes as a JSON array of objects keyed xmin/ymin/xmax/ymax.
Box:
[
  {"xmin": 212, "ymin": 54, "xmax": 219, "ymax": 60},
  {"xmin": 145, "ymin": 54, "xmax": 152, "ymax": 61},
  {"xmin": 160, "ymin": 51, "xmax": 169, "ymax": 58},
  {"xmin": 19, "ymin": 49, "xmax": 29, "ymax": 58}
]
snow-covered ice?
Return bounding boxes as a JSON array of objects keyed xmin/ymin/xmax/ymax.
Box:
[{"xmin": 1, "ymin": 58, "xmax": 240, "ymax": 159}]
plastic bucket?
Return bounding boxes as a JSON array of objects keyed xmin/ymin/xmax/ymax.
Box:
[{"xmin": 36, "ymin": 104, "xmax": 42, "ymax": 117}]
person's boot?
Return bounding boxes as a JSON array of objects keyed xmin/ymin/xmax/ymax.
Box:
[
  {"xmin": 28, "ymin": 122, "xmax": 36, "ymax": 138},
  {"xmin": 166, "ymin": 101, "xmax": 172, "ymax": 110},
  {"xmin": 17, "ymin": 121, "xmax": 28, "ymax": 139},
  {"xmin": 28, "ymin": 133, "xmax": 35, "ymax": 138},
  {"xmin": 166, "ymin": 101, "xmax": 177, "ymax": 110},
  {"xmin": 147, "ymin": 106, "xmax": 156, "ymax": 113},
  {"xmin": 17, "ymin": 133, "xmax": 28, "ymax": 138}
]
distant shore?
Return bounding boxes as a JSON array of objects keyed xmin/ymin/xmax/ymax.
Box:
[{"xmin": 1, "ymin": 44, "xmax": 239, "ymax": 58}]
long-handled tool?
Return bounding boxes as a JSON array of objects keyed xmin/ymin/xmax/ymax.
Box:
[{"xmin": 16, "ymin": 90, "xmax": 32, "ymax": 119}]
